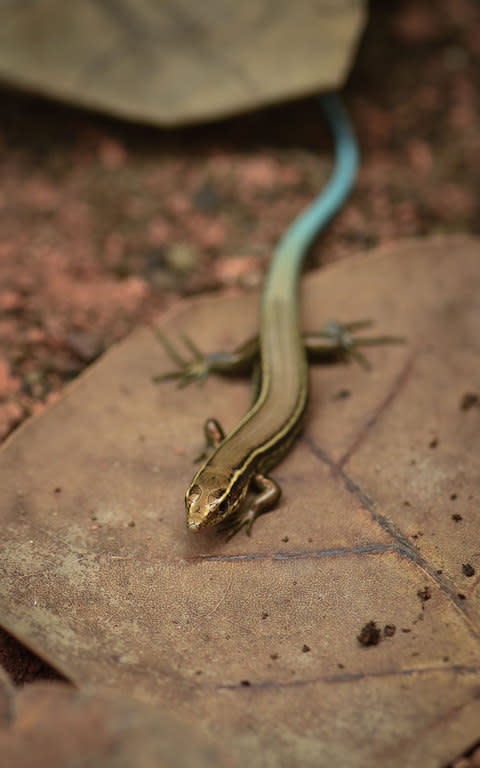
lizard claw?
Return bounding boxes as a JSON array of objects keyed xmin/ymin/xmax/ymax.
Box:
[
  {"xmin": 152, "ymin": 329, "xmax": 211, "ymax": 387},
  {"xmin": 320, "ymin": 320, "xmax": 405, "ymax": 370}
]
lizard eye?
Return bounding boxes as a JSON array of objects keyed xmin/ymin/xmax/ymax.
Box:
[
  {"xmin": 207, "ymin": 489, "xmax": 228, "ymax": 515},
  {"xmin": 217, "ymin": 499, "xmax": 229, "ymax": 515},
  {"xmin": 187, "ymin": 484, "xmax": 201, "ymax": 504}
]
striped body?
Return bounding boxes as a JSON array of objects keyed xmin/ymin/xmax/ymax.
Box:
[{"xmin": 185, "ymin": 94, "xmax": 358, "ymax": 532}]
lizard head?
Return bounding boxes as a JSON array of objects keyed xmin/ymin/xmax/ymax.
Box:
[{"xmin": 185, "ymin": 470, "xmax": 247, "ymax": 532}]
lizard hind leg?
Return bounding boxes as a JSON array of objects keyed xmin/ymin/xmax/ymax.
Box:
[{"xmin": 305, "ymin": 320, "xmax": 405, "ymax": 370}]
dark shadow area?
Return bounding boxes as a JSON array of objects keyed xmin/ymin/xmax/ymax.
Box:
[{"xmin": 0, "ymin": 627, "xmax": 66, "ymax": 686}]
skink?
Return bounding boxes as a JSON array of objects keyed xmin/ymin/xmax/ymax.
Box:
[{"xmin": 156, "ymin": 94, "xmax": 400, "ymax": 537}]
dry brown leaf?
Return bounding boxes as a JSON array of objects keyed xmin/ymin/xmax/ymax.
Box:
[
  {"xmin": 0, "ymin": 681, "xmax": 235, "ymax": 768},
  {"xmin": 0, "ymin": 1, "xmax": 365, "ymax": 125},
  {"xmin": 0, "ymin": 235, "xmax": 479, "ymax": 767}
]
